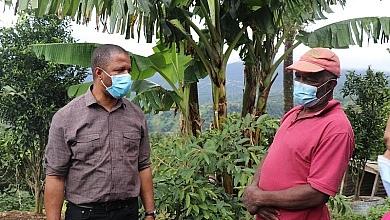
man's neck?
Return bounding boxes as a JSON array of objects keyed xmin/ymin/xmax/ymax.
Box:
[
  {"xmin": 298, "ymin": 99, "xmax": 331, "ymax": 119},
  {"xmin": 92, "ymin": 86, "xmax": 118, "ymax": 111}
]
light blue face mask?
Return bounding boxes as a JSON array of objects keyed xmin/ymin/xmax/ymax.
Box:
[
  {"xmin": 378, "ymin": 155, "xmax": 390, "ymax": 196},
  {"xmin": 293, "ymin": 79, "xmax": 335, "ymax": 107},
  {"xmin": 99, "ymin": 68, "xmax": 132, "ymax": 99}
]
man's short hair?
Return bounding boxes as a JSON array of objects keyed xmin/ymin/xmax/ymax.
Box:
[{"xmin": 91, "ymin": 44, "xmax": 129, "ymax": 78}]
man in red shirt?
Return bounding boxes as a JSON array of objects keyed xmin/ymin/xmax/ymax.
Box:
[{"xmin": 243, "ymin": 48, "xmax": 354, "ymax": 220}]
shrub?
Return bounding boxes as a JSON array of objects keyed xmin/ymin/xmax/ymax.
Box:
[
  {"xmin": 329, "ymin": 194, "xmax": 352, "ymax": 215},
  {"xmin": 342, "ymin": 68, "xmax": 390, "ymax": 200},
  {"xmin": 151, "ymin": 114, "xmax": 279, "ymax": 219},
  {"xmin": 367, "ymin": 198, "xmax": 390, "ymax": 220},
  {"xmin": 0, "ymin": 187, "xmax": 35, "ymax": 212}
]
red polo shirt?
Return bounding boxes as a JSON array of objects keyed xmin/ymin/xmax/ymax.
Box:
[{"xmin": 257, "ymin": 100, "xmax": 354, "ymax": 220}]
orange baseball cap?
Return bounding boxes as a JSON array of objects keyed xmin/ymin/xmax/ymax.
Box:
[{"xmin": 287, "ymin": 48, "xmax": 340, "ymax": 77}]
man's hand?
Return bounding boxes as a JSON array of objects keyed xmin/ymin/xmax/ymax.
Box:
[
  {"xmin": 243, "ymin": 185, "xmax": 279, "ymax": 220},
  {"xmin": 144, "ymin": 216, "xmax": 155, "ymax": 220},
  {"xmin": 243, "ymin": 184, "xmax": 261, "ymax": 214},
  {"xmin": 256, "ymin": 207, "xmax": 279, "ymax": 220}
]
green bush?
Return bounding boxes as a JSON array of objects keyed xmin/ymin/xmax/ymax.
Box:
[
  {"xmin": 367, "ymin": 198, "xmax": 390, "ymax": 220},
  {"xmin": 332, "ymin": 212, "xmax": 366, "ymax": 220},
  {"xmin": 151, "ymin": 114, "xmax": 279, "ymax": 219},
  {"xmin": 330, "ymin": 197, "xmax": 390, "ymax": 220},
  {"xmin": 0, "ymin": 187, "xmax": 35, "ymax": 212},
  {"xmin": 329, "ymin": 194, "xmax": 352, "ymax": 215},
  {"xmin": 152, "ymin": 136, "xmax": 238, "ymax": 219},
  {"xmin": 342, "ymin": 68, "xmax": 390, "ymax": 200}
]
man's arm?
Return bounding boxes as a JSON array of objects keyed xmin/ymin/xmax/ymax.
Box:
[
  {"xmin": 139, "ymin": 167, "xmax": 155, "ymax": 219},
  {"xmin": 384, "ymin": 117, "xmax": 390, "ymax": 150},
  {"xmin": 44, "ymin": 175, "xmax": 65, "ymax": 220},
  {"xmin": 244, "ymin": 183, "xmax": 329, "ymax": 210},
  {"xmin": 250, "ymin": 153, "xmax": 267, "ymax": 186},
  {"xmin": 243, "ymin": 153, "xmax": 280, "ymax": 220}
]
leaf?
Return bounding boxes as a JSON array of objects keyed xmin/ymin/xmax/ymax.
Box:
[
  {"xmin": 67, "ymin": 82, "xmax": 92, "ymax": 98},
  {"xmin": 207, "ymin": 0, "xmax": 216, "ymax": 26},
  {"xmin": 17, "ymin": 0, "xmax": 29, "ymax": 11},
  {"xmin": 185, "ymin": 193, "xmax": 191, "ymax": 208},
  {"xmin": 30, "ymin": 43, "xmax": 100, "ymax": 67},
  {"xmin": 131, "ymin": 80, "xmax": 180, "ymax": 113},
  {"xmin": 299, "ymin": 17, "xmax": 390, "ymax": 48},
  {"xmin": 168, "ymin": 19, "xmax": 188, "ymax": 35}
]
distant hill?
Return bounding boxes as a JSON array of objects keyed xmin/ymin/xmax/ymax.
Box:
[
  {"xmin": 85, "ymin": 62, "xmax": 388, "ymax": 116},
  {"xmin": 147, "ymin": 62, "xmax": 373, "ymax": 101}
]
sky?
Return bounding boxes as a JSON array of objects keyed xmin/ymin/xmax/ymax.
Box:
[{"xmin": 1, "ymin": 0, "xmax": 390, "ymax": 71}]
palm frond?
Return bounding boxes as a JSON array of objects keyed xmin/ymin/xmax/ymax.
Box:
[
  {"xmin": 298, "ymin": 17, "xmax": 390, "ymax": 48},
  {"xmin": 31, "ymin": 43, "xmax": 100, "ymax": 67},
  {"xmin": 16, "ymin": 0, "xmax": 151, "ymax": 40}
]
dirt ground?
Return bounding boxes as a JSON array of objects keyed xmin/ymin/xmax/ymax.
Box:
[{"xmin": 0, "ymin": 211, "xmax": 47, "ymax": 220}]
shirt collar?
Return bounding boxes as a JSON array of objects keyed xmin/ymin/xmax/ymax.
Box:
[
  {"xmin": 312, "ymin": 99, "xmax": 340, "ymax": 116},
  {"xmin": 85, "ymin": 86, "xmax": 126, "ymax": 109},
  {"xmin": 294, "ymin": 99, "xmax": 340, "ymax": 119},
  {"xmin": 85, "ymin": 86, "xmax": 97, "ymax": 107}
]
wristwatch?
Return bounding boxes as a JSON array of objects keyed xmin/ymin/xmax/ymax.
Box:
[{"xmin": 145, "ymin": 210, "xmax": 156, "ymax": 218}]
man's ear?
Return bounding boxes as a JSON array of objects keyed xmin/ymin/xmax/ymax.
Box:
[{"xmin": 94, "ymin": 67, "xmax": 103, "ymax": 80}]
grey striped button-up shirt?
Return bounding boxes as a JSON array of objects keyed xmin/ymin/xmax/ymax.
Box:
[{"xmin": 44, "ymin": 87, "xmax": 151, "ymax": 204}]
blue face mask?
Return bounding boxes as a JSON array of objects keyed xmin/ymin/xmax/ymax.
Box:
[
  {"xmin": 99, "ymin": 68, "xmax": 132, "ymax": 99},
  {"xmin": 293, "ymin": 79, "xmax": 335, "ymax": 107}
]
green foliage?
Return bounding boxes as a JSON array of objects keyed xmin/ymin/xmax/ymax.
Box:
[
  {"xmin": 367, "ymin": 198, "xmax": 390, "ymax": 220},
  {"xmin": 146, "ymin": 111, "xmax": 179, "ymax": 134},
  {"xmin": 152, "ymin": 136, "xmax": 241, "ymax": 220},
  {"xmin": 328, "ymin": 194, "xmax": 352, "ymax": 215},
  {"xmin": 0, "ymin": 187, "xmax": 35, "ymax": 212},
  {"xmin": 330, "ymin": 198, "xmax": 390, "ymax": 220},
  {"xmin": 151, "ymin": 114, "xmax": 279, "ymax": 219},
  {"xmin": 328, "ymin": 195, "xmax": 365, "ymax": 220},
  {"xmin": 0, "ymin": 12, "xmax": 87, "ymax": 212},
  {"xmin": 331, "ymin": 212, "xmax": 366, "ymax": 220},
  {"xmin": 0, "ymin": 130, "xmax": 20, "ymax": 189},
  {"xmin": 341, "ymin": 68, "xmax": 390, "ymax": 198},
  {"xmin": 299, "ymin": 17, "xmax": 390, "ymax": 48}
]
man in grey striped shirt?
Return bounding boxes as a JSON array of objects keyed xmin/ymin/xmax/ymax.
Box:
[{"xmin": 44, "ymin": 44, "xmax": 155, "ymax": 220}]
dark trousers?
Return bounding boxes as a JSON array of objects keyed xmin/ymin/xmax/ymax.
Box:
[{"xmin": 65, "ymin": 198, "xmax": 139, "ymax": 220}]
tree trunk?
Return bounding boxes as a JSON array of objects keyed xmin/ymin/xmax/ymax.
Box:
[
  {"xmin": 180, "ymin": 87, "xmax": 191, "ymax": 136},
  {"xmin": 354, "ymin": 161, "xmax": 367, "ymax": 201},
  {"xmin": 212, "ymin": 77, "xmax": 227, "ymax": 129},
  {"xmin": 242, "ymin": 65, "xmax": 259, "ymax": 117},
  {"xmin": 33, "ymin": 140, "xmax": 45, "ymax": 214},
  {"xmin": 212, "ymin": 73, "xmax": 232, "ymax": 194},
  {"xmin": 283, "ymin": 37, "xmax": 294, "ymax": 113},
  {"xmin": 33, "ymin": 155, "xmax": 44, "ymax": 214},
  {"xmin": 222, "ymin": 171, "xmax": 234, "ymax": 195},
  {"xmin": 255, "ymin": 78, "xmax": 272, "ymax": 116},
  {"xmin": 34, "ymin": 179, "xmax": 43, "ymax": 214},
  {"xmin": 188, "ymin": 82, "xmax": 201, "ymax": 136}
]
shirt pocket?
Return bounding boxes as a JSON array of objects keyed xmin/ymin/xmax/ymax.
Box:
[
  {"xmin": 123, "ymin": 132, "xmax": 140, "ymax": 158},
  {"xmin": 73, "ymin": 134, "xmax": 101, "ymax": 164}
]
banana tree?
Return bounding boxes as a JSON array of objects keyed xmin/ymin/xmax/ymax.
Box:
[
  {"xmin": 158, "ymin": 1, "xmax": 247, "ymax": 130},
  {"xmin": 31, "ymin": 42, "xmax": 201, "ymax": 135},
  {"xmin": 283, "ymin": 28, "xmax": 296, "ymax": 113},
  {"xmin": 238, "ymin": 0, "xmax": 337, "ymax": 117}
]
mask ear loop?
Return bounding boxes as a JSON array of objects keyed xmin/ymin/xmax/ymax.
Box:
[
  {"xmin": 97, "ymin": 67, "xmax": 111, "ymax": 89},
  {"xmin": 317, "ymin": 78, "xmax": 337, "ymax": 89},
  {"xmin": 306, "ymin": 79, "xmax": 336, "ymax": 108}
]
